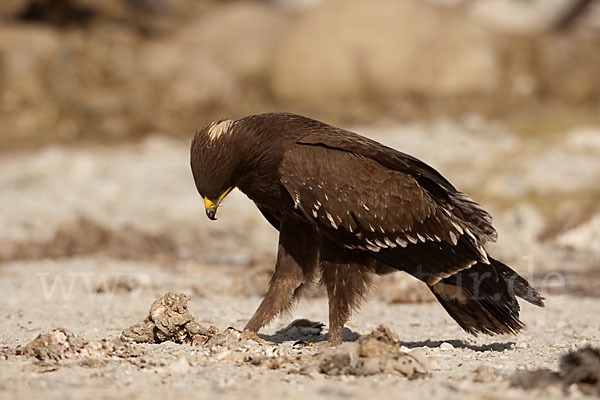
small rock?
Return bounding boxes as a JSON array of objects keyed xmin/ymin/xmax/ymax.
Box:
[{"xmin": 440, "ymin": 342, "xmax": 454, "ymax": 351}]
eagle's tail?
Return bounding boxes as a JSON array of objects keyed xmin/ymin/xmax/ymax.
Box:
[{"xmin": 429, "ymin": 258, "xmax": 545, "ymax": 335}]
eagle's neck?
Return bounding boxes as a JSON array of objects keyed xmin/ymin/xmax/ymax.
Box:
[{"xmin": 231, "ymin": 116, "xmax": 300, "ymax": 211}]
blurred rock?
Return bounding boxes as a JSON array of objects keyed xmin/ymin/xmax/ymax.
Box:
[
  {"xmin": 560, "ymin": 346, "xmax": 600, "ymax": 395},
  {"xmin": 138, "ymin": 41, "xmax": 239, "ymax": 133},
  {"xmin": 10, "ymin": 0, "xmax": 182, "ymax": 25},
  {"xmin": 1, "ymin": 0, "xmax": 600, "ymax": 150},
  {"xmin": 537, "ymin": 36, "xmax": 600, "ymax": 104},
  {"xmin": 0, "ymin": 0, "xmax": 30, "ymax": 18},
  {"xmin": 510, "ymin": 368, "xmax": 561, "ymax": 390},
  {"xmin": 0, "ymin": 25, "xmax": 62, "ymax": 146},
  {"xmin": 470, "ymin": 0, "xmax": 572, "ymax": 33},
  {"xmin": 274, "ymin": 0, "xmax": 322, "ymax": 12},
  {"xmin": 270, "ymin": 0, "xmax": 499, "ymax": 111},
  {"xmin": 0, "ymin": 218, "xmax": 178, "ymax": 263},
  {"xmin": 136, "ymin": 1, "xmax": 287, "ymax": 133},
  {"xmin": 186, "ymin": 2, "xmax": 287, "ymax": 81},
  {"xmin": 123, "ymin": 0, "xmax": 172, "ymax": 14},
  {"xmin": 511, "ymin": 346, "xmax": 600, "ymax": 395},
  {"xmin": 470, "ymin": 0, "xmax": 600, "ymax": 34}
]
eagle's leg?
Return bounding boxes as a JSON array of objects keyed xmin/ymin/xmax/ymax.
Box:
[
  {"xmin": 320, "ymin": 243, "xmax": 375, "ymax": 343},
  {"xmin": 244, "ymin": 217, "xmax": 319, "ymax": 333}
]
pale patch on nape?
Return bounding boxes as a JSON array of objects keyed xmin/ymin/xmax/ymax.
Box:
[{"xmin": 207, "ymin": 119, "xmax": 235, "ymax": 141}]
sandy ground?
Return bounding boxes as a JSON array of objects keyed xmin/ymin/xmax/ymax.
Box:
[
  {"xmin": 0, "ymin": 259, "xmax": 598, "ymax": 400},
  {"xmin": 1, "ymin": 120, "xmax": 599, "ymax": 399}
]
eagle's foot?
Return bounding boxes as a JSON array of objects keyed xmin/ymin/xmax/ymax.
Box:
[
  {"xmin": 325, "ymin": 331, "xmax": 343, "ymax": 346},
  {"xmin": 302, "ymin": 339, "xmax": 339, "ymax": 352},
  {"xmin": 241, "ymin": 329, "xmax": 266, "ymax": 344}
]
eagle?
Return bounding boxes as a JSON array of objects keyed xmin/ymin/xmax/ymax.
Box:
[{"xmin": 190, "ymin": 112, "xmax": 544, "ymax": 343}]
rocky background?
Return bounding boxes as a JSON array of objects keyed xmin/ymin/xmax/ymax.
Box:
[
  {"xmin": 1, "ymin": 0, "xmax": 600, "ymax": 399},
  {"xmin": 1, "ymin": 0, "xmax": 600, "ymax": 149}
]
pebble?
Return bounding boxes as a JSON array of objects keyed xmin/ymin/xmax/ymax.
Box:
[{"xmin": 440, "ymin": 342, "xmax": 454, "ymax": 351}]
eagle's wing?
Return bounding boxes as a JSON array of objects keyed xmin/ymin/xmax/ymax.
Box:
[
  {"xmin": 280, "ymin": 142, "xmax": 492, "ymax": 284},
  {"xmin": 296, "ymin": 125, "xmax": 497, "ymax": 244}
]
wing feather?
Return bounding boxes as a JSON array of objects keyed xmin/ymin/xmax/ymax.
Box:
[
  {"xmin": 281, "ymin": 143, "xmax": 491, "ymax": 284},
  {"xmin": 297, "ymin": 125, "xmax": 497, "ymax": 244}
]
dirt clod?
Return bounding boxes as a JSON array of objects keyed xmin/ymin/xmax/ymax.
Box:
[
  {"xmin": 21, "ymin": 328, "xmax": 87, "ymax": 361},
  {"xmin": 319, "ymin": 325, "xmax": 429, "ymax": 378},
  {"xmin": 511, "ymin": 346, "xmax": 600, "ymax": 395},
  {"xmin": 20, "ymin": 328, "xmax": 141, "ymax": 362},
  {"xmin": 560, "ymin": 346, "xmax": 600, "ymax": 395},
  {"xmin": 205, "ymin": 328, "xmax": 247, "ymax": 349},
  {"xmin": 121, "ymin": 292, "xmax": 208, "ymax": 345}
]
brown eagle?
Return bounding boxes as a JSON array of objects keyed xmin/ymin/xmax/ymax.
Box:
[{"xmin": 190, "ymin": 113, "xmax": 544, "ymax": 343}]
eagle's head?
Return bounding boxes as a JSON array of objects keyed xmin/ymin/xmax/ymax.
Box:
[{"xmin": 190, "ymin": 119, "xmax": 240, "ymax": 220}]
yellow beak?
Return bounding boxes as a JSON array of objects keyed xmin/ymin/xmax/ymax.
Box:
[
  {"xmin": 204, "ymin": 186, "xmax": 233, "ymax": 220},
  {"xmin": 204, "ymin": 197, "xmax": 217, "ymax": 210}
]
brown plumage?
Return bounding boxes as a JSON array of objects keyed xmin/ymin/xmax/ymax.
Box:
[{"xmin": 190, "ymin": 112, "xmax": 544, "ymax": 343}]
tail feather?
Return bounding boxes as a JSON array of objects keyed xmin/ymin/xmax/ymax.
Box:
[
  {"xmin": 493, "ymin": 259, "xmax": 545, "ymax": 307},
  {"xmin": 430, "ymin": 257, "xmax": 544, "ymax": 336}
]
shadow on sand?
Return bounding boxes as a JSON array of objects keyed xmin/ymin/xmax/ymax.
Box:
[{"xmin": 256, "ymin": 319, "xmax": 515, "ymax": 352}]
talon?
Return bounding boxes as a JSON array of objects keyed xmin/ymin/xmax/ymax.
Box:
[
  {"xmin": 242, "ymin": 329, "xmax": 266, "ymax": 344},
  {"xmin": 292, "ymin": 340, "xmax": 316, "ymax": 347}
]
